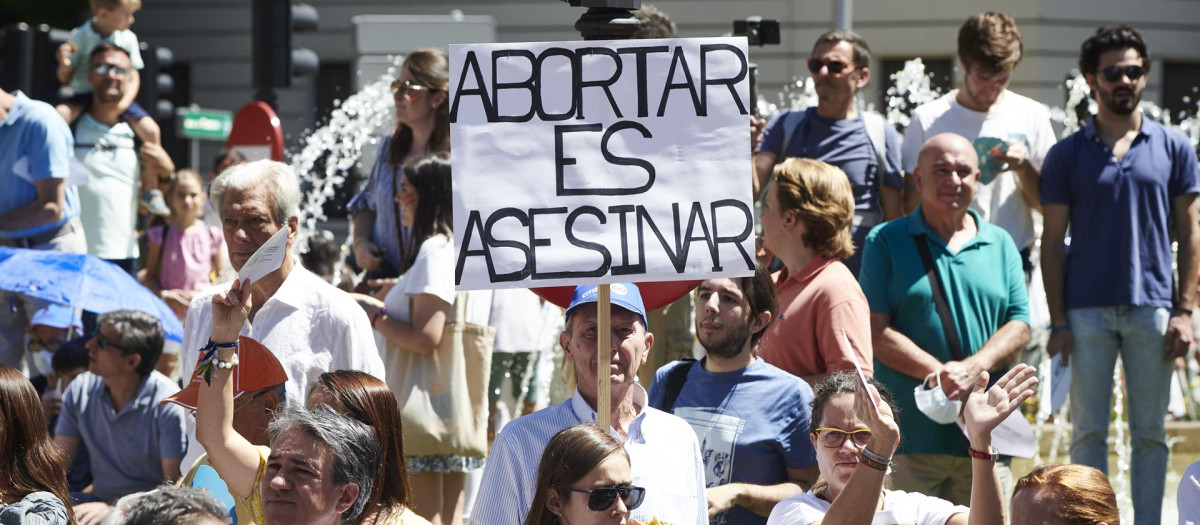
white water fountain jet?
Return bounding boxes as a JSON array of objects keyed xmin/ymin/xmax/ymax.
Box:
[
  {"xmin": 284, "ymin": 59, "xmax": 403, "ymax": 284},
  {"xmin": 1111, "ymin": 359, "xmax": 1134, "ymax": 525}
]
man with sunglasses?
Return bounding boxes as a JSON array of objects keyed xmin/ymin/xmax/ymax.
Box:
[
  {"xmin": 53, "ymin": 309, "xmax": 188, "ymax": 525},
  {"xmin": 473, "ymin": 283, "xmax": 707, "ymax": 525},
  {"xmin": 753, "ymin": 29, "xmax": 903, "ymax": 276},
  {"xmin": 73, "ymin": 43, "xmax": 175, "ymax": 278},
  {"xmin": 648, "ymin": 265, "xmax": 818, "ymax": 525},
  {"xmin": 1041, "ymin": 26, "xmax": 1200, "ymax": 525}
]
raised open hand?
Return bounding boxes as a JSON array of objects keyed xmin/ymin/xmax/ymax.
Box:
[{"xmin": 961, "ymin": 363, "xmax": 1038, "ymax": 444}]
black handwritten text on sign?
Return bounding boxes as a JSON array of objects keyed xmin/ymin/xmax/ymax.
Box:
[{"xmin": 449, "ymin": 38, "xmax": 755, "ymax": 290}]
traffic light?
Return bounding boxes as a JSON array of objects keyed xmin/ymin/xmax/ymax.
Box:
[
  {"xmin": 1, "ymin": 23, "xmax": 70, "ymax": 101},
  {"xmin": 253, "ymin": 0, "xmax": 319, "ymax": 95},
  {"xmin": 137, "ymin": 42, "xmax": 175, "ymax": 121}
]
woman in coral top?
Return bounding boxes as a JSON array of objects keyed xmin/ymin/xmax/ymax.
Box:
[{"xmin": 757, "ymin": 158, "xmax": 874, "ymax": 387}]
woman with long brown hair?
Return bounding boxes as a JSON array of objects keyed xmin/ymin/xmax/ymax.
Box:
[
  {"xmin": 524, "ymin": 424, "xmax": 643, "ymax": 525},
  {"xmin": 352, "ymin": 152, "xmax": 484, "ymax": 525},
  {"xmin": 0, "ymin": 363, "xmax": 76, "ymax": 524},
  {"xmin": 308, "ymin": 370, "xmax": 418, "ymax": 524},
  {"xmin": 349, "ymin": 48, "xmax": 450, "ymax": 285}
]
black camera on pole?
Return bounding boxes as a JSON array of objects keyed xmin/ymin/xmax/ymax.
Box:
[
  {"xmin": 559, "ymin": 0, "xmax": 641, "ymax": 40},
  {"xmin": 252, "ymin": 0, "xmax": 319, "ymax": 107},
  {"xmin": 732, "ymin": 17, "xmax": 780, "ymax": 118},
  {"xmin": 137, "ymin": 42, "xmax": 175, "ymax": 121}
]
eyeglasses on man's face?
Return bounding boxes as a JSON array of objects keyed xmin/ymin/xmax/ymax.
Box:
[
  {"xmin": 92, "ymin": 63, "xmax": 129, "ymax": 76},
  {"xmin": 807, "ymin": 58, "xmax": 854, "ymax": 75}
]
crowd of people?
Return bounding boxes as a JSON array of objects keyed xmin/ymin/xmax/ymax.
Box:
[{"xmin": 2, "ymin": 2, "xmax": 1200, "ymax": 525}]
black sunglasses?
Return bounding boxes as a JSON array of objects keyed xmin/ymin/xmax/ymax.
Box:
[
  {"xmin": 92, "ymin": 63, "xmax": 129, "ymax": 76},
  {"xmin": 1100, "ymin": 64, "xmax": 1146, "ymax": 82},
  {"xmin": 92, "ymin": 331, "xmax": 125, "ymax": 352},
  {"xmin": 807, "ymin": 58, "xmax": 853, "ymax": 74},
  {"xmin": 569, "ymin": 484, "xmax": 646, "ymax": 512}
]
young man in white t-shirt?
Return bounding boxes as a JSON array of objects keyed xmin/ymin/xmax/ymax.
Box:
[
  {"xmin": 901, "ymin": 11, "xmax": 1056, "ymax": 257},
  {"xmin": 894, "ymin": 11, "xmax": 1055, "ymax": 502}
]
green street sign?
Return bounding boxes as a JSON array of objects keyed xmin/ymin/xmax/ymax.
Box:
[{"xmin": 176, "ymin": 108, "xmax": 233, "ymax": 141}]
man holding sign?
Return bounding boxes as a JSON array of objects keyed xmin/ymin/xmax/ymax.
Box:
[
  {"xmin": 449, "ymin": 37, "xmax": 756, "ymax": 289},
  {"xmin": 178, "ymin": 160, "xmax": 384, "ymax": 467},
  {"xmin": 474, "ymin": 283, "xmax": 707, "ymax": 525},
  {"xmin": 454, "ymin": 33, "xmax": 755, "ymax": 525}
]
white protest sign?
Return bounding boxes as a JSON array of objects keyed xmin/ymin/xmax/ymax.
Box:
[{"xmin": 449, "ymin": 37, "xmax": 755, "ymax": 290}]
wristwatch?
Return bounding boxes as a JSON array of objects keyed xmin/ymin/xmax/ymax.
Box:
[{"xmin": 967, "ymin": 446, "xmax": 998, "ymax": 461}]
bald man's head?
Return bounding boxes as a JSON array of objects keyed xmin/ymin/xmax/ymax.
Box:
[
  {"xmin": 918, "ymin": 133, "xmax": 977, "ymax": 171},
  {"xmin": 914, "ymin": 133, "xmax": 979, "ymax": 215}
]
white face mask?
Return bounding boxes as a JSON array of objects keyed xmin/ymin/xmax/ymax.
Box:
[
  {"xmin": 30, "ymin": 349, "xmax": 55, "ymax": 378},
  {"xmin": 913, "ymin": 375, "xmax": 962, "ymax": 425}
]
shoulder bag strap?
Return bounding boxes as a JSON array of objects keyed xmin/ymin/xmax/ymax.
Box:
[
  {"xmin": 661, "ymin": 358, "xmax": 698, "ymax": 413},
  {"xmin": 778, "ymin": 108, "xmax": 813, "ymax": 161},
  {"xmin": 861, "ymin": 110, "xmax": 889, "ymax": 193},
  {"xmin": 912, "ymin": 234, "xmax": 965, "ymax": 361}
]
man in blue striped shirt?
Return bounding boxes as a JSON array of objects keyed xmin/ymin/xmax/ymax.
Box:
[{"xmin": 471, "ymin": 283, "xmax": 707, "ymax": 525}]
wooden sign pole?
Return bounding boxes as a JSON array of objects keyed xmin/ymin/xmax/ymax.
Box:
[{"xmin": 596, "ymin": 284, "xmax": 611, "ymax": 431}]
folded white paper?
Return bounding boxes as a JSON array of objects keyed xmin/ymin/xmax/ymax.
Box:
[{"xmin": 237, "ymin": 227, "xmax": 289, "ymax": 285}]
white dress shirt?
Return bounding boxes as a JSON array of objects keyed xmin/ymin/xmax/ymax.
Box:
[
  {"xmin": 470, "ymin": 384, "xmax": 708, "ymax": 525},
  {"xmin": 179, "ymin": 262, "xmax": 385, "ymax": 467}
]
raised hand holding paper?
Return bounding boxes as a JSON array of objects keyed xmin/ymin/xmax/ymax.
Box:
[
  {"xmin": 236, "ymin": 226, "xmax": 289, "ymax": 285},
  {"xmin": 842, "ymin": 328, "xmax": 880, "ymax": 407}
]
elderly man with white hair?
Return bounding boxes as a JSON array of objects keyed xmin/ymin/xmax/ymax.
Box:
[{"xmin": 178, "ymin": 159, "xmax": 384, "ymax": 466}]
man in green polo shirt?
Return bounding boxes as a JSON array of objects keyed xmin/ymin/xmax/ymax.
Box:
[{"xmin": 858, "ymin": 133, "xmax": 1030, "ymax": 505}]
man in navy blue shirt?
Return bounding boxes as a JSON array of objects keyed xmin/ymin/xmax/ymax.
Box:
[
  {"xmin": 1041, "ymin": 25, "xmax": 1200, "ymax": 525},
  {"xmin": 753, "ymin": 30, "xmax": 903, "ymax": 276},
  {"xmin": 649, "ymin": 265, "xmax": 818, "ymax": 525}
]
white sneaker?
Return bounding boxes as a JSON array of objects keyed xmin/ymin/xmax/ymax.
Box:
[{"xmin": 144, "ymin": 189, "xmax": 170, "ymax": 216}]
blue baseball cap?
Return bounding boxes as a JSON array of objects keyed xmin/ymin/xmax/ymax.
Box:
[
  {"xmin": 28, "ymin": 304, "xmax": 81, "ymax": 331},
  {"xmin": 564, "ymin": 283, "xmax": 649, "ymax": 329}
]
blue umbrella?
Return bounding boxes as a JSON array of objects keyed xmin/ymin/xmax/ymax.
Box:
[{"xmin": 0, "ymin": 247, "xmax": 185, "ymax": 342}]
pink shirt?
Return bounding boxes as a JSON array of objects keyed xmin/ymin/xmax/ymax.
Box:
[
  {"xmin": 147, "ymin": 222, "xmax": 223, "ymax": 292},
  {"xmin": 758, "ymin": 256, "xmax": 874, "ymax": 379}
]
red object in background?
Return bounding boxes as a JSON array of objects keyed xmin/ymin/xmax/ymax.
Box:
[
  {"xmin": 226, "ymin": 101, "xmax": 284, "ymax": 161},
  {"xmin": 532, "ymin": 280, "xmax": 701, "ymax": 311}
]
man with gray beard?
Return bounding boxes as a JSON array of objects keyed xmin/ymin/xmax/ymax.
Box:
[{"xmin": 648, "ymin": 264, "xmax": 818, "ymax": 525}]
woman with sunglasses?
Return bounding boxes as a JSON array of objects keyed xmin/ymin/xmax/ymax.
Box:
[
  {"xmin": 349, "ymin": 48, "xmax": 450, "ymax": 289},
  {"xmin": 767, "ymin": 365, "xmax": 1037, "ymax": 525},
  {"xmin": 352, "ymin": 152, "xmax": 484, "ymax": 525},
  {"xmin": 524, "ymin": 424, "xmax": 645, "ymax": 525}
]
